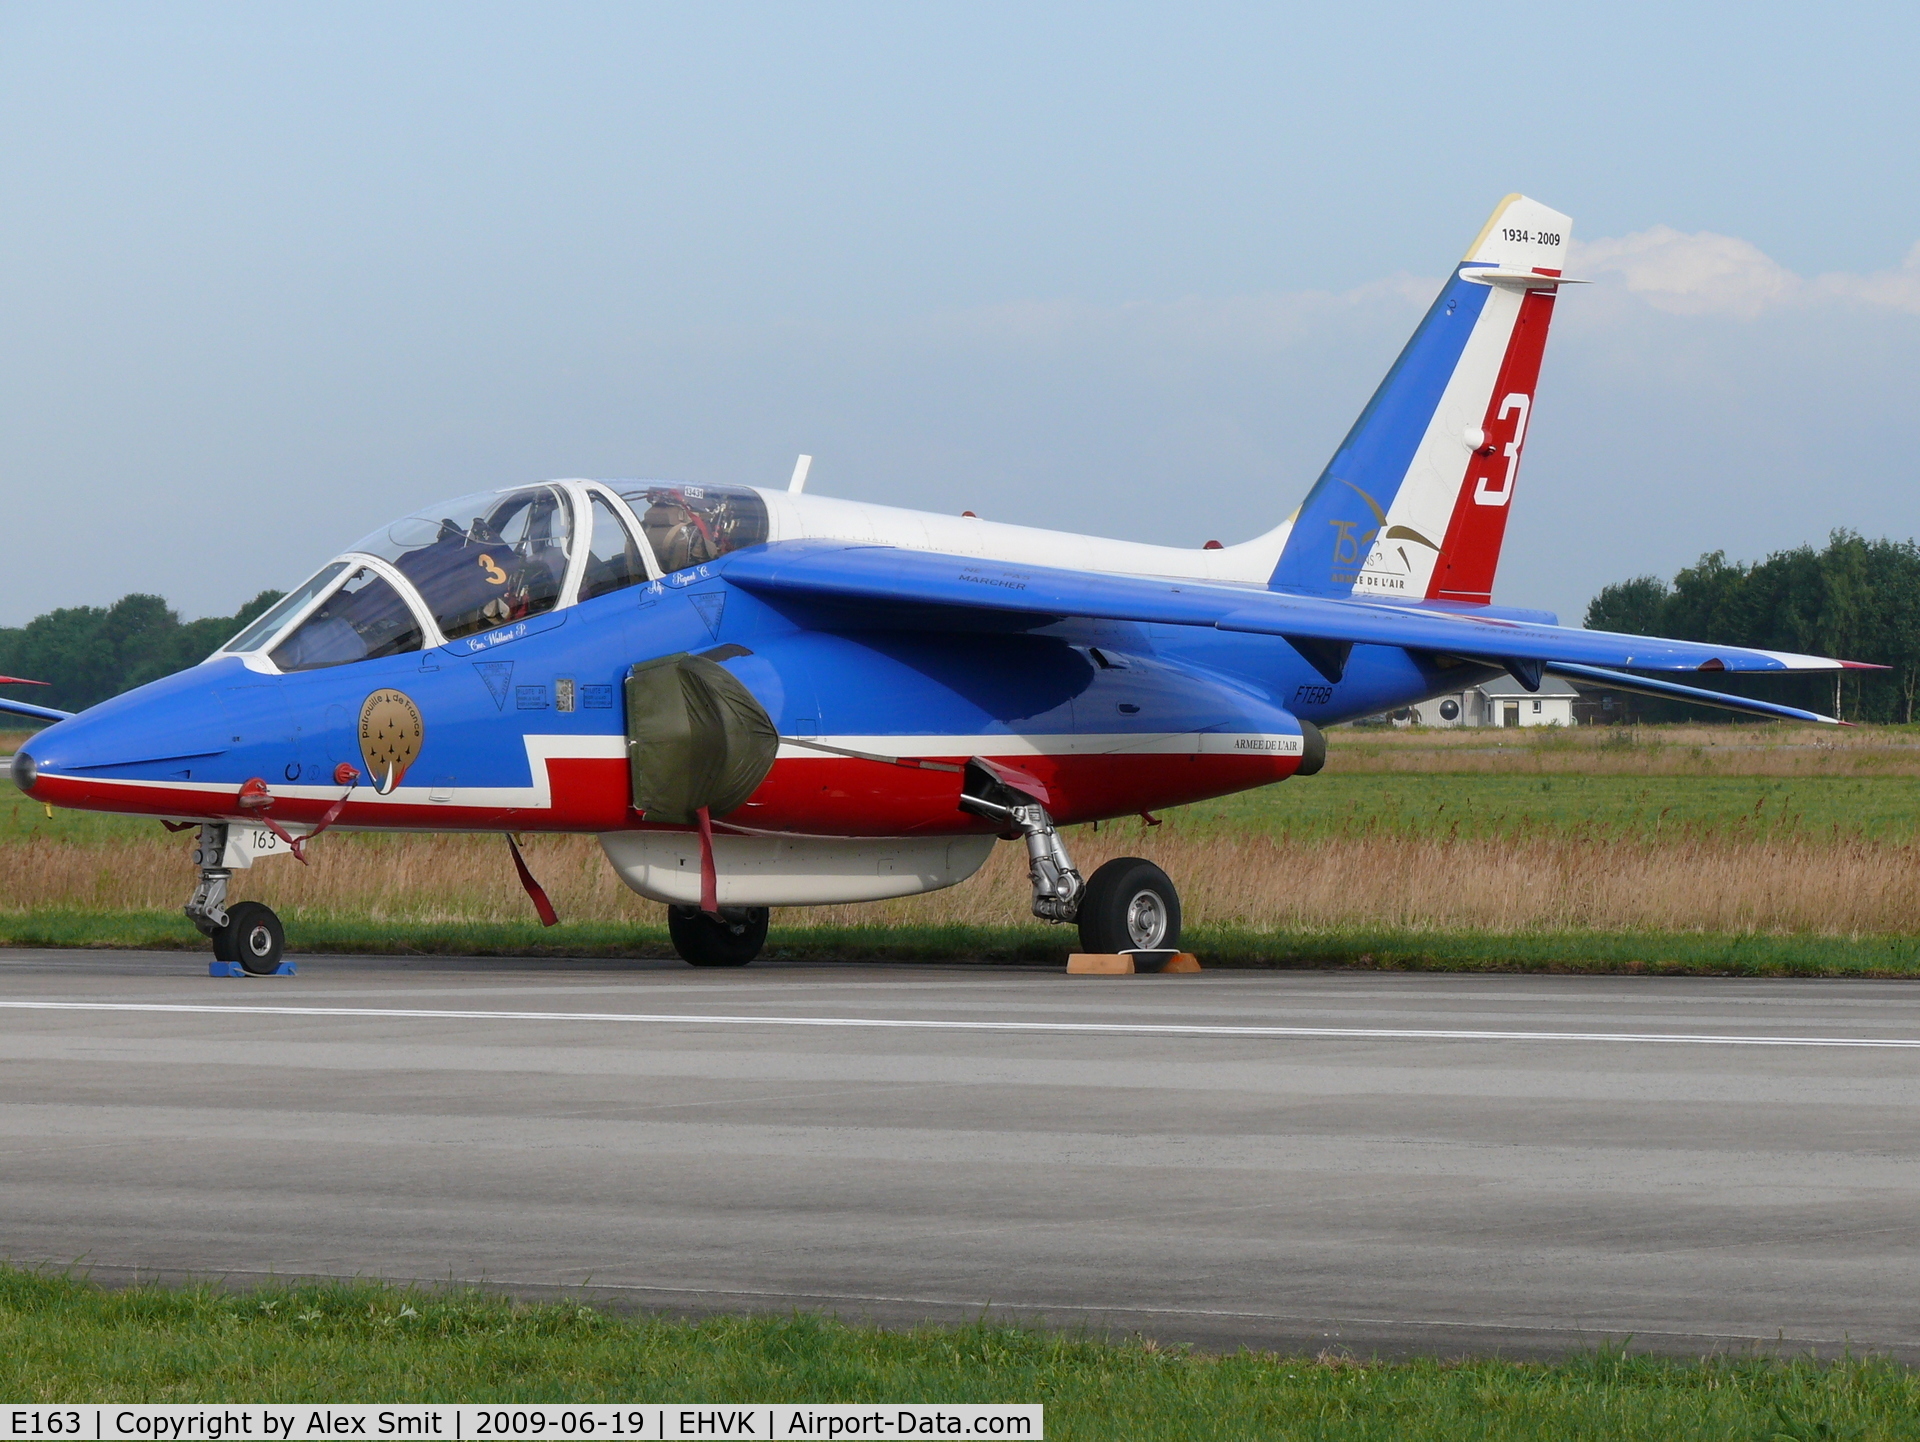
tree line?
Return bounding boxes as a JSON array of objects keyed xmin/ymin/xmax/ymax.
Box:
[
  {"xmin": 1585, "ymin": 531, "xmax": 1920, "ymax": 723},
  {"xmin": 0, "ymin": 591, "xmax": 283, "ymax": 719}
]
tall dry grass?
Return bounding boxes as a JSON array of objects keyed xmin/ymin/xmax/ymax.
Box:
[
  {"xmin": 12, "ymin": 722, "xmax": 1920, "ymax": 936},
  {"xmin": 8, "ymin": 824, "xmax": 1920, "ymax": 937}
]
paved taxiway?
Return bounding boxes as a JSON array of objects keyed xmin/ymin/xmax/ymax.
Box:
[{"xmin": 5, "ymin": 948, "xmax": 1920, "ymax": 1359}]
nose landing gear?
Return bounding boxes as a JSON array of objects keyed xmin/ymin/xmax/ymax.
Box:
[{"xmin": 184, "ymin": 824, "xmax": 287, "ymax": 974}]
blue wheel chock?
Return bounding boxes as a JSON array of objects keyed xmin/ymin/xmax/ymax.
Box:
[{"xmin": 209, "ymin": 961, "xmax": 298, "ymax": 977}]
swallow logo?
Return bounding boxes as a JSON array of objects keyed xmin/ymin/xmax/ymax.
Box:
[
  {"xmin": 1331, "ymin": 479, "xmax": 1441, "ymax": 581},
  {"xmin": 358, "ymin": 688, "xmax": 425, "ymax": 795}
]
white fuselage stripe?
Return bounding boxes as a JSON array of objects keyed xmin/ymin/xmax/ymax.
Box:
[
  {"xmin": 51, "ymin": 731, "xmax": 1300, "ymax": 812},
  {"xmin": 0, "ymin": 1000, "xmax": 1912, "ymax": 1050}
]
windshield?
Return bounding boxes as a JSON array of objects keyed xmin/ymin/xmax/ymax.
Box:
[
  {"xmin": 349, "ymin": 485, "xmax": 574, "ymax": 641},
  {"xmin": 218, "ymin": 561, "xmax": 348, "ymax": 654},
  {"xmin": 270, "ymin": 566, "xmax": 424, "ymax": 672}
]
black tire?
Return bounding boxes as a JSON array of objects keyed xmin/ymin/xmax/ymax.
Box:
[
  {"xmin": 1076, "ymin": 857, "xmax": 1181, "ymax": 955},
  {"xmin": 213, "ymin": 901, "xmax": 286, "ymax": 974},
  {"xmin": 667, "ymin": 905, "xmax": 769, "ymax": 967}
]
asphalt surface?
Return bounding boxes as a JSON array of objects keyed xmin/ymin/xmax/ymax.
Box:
[{"xmin": 5, "ymin": 948, "xmax": 1920, "ymax": 1360}]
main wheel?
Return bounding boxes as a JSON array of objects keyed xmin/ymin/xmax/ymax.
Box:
[
  {"xmin": 213, "ymin": 901, "xmax": 286, "ymax": 974},
  {"xmin": 1076, "ymin": 858, "xmax": 1181, "ymax": 955},
  {"xmin": 667, "ymin": 906, "xmax": 769, "ymax": 967}
]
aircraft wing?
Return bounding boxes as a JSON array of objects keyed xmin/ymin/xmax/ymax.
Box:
[
  {"xmin": 1542, "ymin": 663, "xmax": 1842, "ymax": 726},
  {"xmin": 0, "ymin": 695, "xmax": 73, "ymax": 723},
  {"xmin": 724, "ymin": 541, "xmax": 1869, "ymax": 721}
]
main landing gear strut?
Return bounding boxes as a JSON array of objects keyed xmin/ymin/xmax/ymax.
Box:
[
  {"xmin": 184, "ymin": 824, "xmax": 287, "ymax": 974},
  {"xmin": 961, "ymin": 762, "xmax": 1182, "ymax": 955}
]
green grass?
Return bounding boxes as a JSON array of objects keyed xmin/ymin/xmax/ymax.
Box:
[
  {"xmin": 1180, "ymin": 773, "xmax": 1920, "ymax": 840},
  {"xmin": 2, "ymin": 789, "xmax": 154, "ymax": 842},
  {"xmin": 10, "ymin": 907, "xmax": 1920, "ymax": 977},
  {"xmin": 4, "ymin": 1268, "xmax": 1919, "ymax": 1439}
]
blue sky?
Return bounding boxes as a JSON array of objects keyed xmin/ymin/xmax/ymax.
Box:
[{"xmin": 3, "ymin": 2, "xmax": 1917, "ymax": 626}]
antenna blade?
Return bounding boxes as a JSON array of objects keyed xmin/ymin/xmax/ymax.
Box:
[{"xmin": 788, "ymin": 454, "xmax": 813, "ymax": 494}]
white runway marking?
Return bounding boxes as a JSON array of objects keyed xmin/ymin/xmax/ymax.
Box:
[{"xmin": 1, "ymin": 999, "xmax": 1917, "ymax": 1050}]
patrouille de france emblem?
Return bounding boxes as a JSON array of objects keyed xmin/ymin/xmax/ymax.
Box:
[{"xmin": 359, "ymin": 689, "xmax": 425, "ymax": 794}]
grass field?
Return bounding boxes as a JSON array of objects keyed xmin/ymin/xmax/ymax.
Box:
[
  {"xmin": 5, "ymin": 1268, "xmax": 1918, "ymax": 1440},
  {"xmin": 1323, "ymin": 720, "xmax": 1920, "ymax": 778},
  {"xmin": 10, "ymin": 722, "xmax": 1920, "ymax": 964}
]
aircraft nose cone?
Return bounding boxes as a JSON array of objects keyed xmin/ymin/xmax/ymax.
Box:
[
  {"xmin": 8, "ymin": 748, "xmax": 36, "ymax": 794},
  {"xmin": 28, "ymin": 689, "xmax": 231, "ymax": 778},
  {"xmin": 18, "ymin": 657, "xmax": 278, "ymax": 807}
]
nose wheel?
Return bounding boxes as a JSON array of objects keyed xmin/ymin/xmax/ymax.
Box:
[{"xmin": 213, "ymin": 901, "xmax": 287, "ymax": 974}]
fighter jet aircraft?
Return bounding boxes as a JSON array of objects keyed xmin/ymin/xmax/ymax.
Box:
[{"xmin": 4, "ymin": 196, "xmax": 1868, "ymax": 972}]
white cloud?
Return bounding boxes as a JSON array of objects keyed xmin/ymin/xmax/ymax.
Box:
[
  {"xmin": 1573, "ymin": 227, "xmax": 1920, "ymax": 319},
  {"xmin": 1812, "ymin": 240, "xmax": 1920, "ymax": 315},
  {"xmin": 1572, "ymin": 226, "xmax": 1801, "ymax": 319}
]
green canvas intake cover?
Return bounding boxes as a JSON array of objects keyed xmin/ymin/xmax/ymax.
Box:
[{"xmin": 624, "ymin": 652, "xmax": 779, "ymax": 825}]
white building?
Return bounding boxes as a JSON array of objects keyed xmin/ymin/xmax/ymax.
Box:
[{"xmin": 1403, "ymin": 675, "xmax": 1581, "ymax": 728}]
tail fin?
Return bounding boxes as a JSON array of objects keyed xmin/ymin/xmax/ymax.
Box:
[{"xmin": 1269, "ymin": 194, "xmax": 1574, "ymax": 604}]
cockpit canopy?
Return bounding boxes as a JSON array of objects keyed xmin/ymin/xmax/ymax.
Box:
[
  {"xmin": 628, "ymin": 482, "xmax": 770, "ymax": 573},
  {"xmin": 221, "ymin": 480, "xmax": 770, "ymax": 670},
  {"xmin": 351, "ymin": 484, "xmax": 575, "ymax": 644}
]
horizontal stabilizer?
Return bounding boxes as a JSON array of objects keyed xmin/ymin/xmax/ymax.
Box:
[
  {"xmin": 1459, "ymin": 269, "xmax": 1588, "ymax": 289},
  {"xmin": 1547, "ymin": 663, "xmax": 1843, "ymax": 726},
  {"xmin": 724, "ymin": 541, "xmax": 1866, "ymax": 677}
]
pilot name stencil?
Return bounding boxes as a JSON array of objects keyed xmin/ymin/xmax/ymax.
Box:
[{"xmin": 466, "ymin": 621, "xmax": 528, "ymax": 652}]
